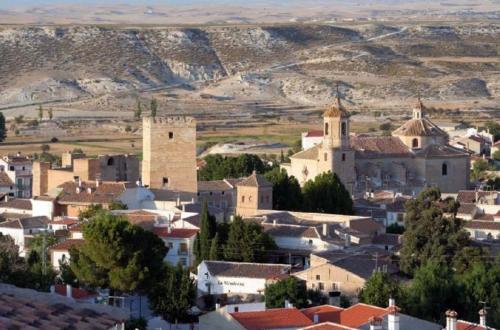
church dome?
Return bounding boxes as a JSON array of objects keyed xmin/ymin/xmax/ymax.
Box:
[{"xmin": 393, "ymin": 99, "xmax": 447, "ymax": 137}]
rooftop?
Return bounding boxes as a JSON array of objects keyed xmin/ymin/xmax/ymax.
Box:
[
  {"xmin": 0, "ymin": 198, "xmax": 32, "ymax": 210},
  {"xmin": 153, "ymin": 228, "xmax": 199, "ymax": 239},
  {"xmin": 50, "ymin": 239, "xmax": 85, "ymax": 251},
  {"xmin": 231, "ymin": 308, "xmax": 313, "ymax": 330},
  {"xmin": 57, "ymin": 181, "xmax": 131, "ymax": 205},
  {"xmin": 0, "ymin": 216, "xmax": 49, "ymax": 230},
  {"xmin": 457, "ymin": 190, "xmax": 498, "ymax": 204},
  {"xmin": 198, "ymin": 179, "xmax": 235, "ymax": 192},
  {"xmin": 203, "ymin": 260, "xmax": 290, "ymax": 279},
  {"xmin": 393, "ymin": 117, "xmax": 447, "ymax": 138},
  {"xmin": 236, "ymin": 171, "xmax": 272, "ymax": 188},
  {"xmin": 0, "ymin": 172, "xmax": 13, "ymax": 186}
]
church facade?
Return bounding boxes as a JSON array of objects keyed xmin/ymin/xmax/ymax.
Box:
[{"xmin": 281, "ymin": 98, "xmax": 470, "ymax": 195}]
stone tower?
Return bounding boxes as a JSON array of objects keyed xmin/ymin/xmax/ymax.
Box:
[
  {"xmin": 318, "ymin": 96, "xmax": 356, "ymax": 194},
  {"xmin": 142, "ymin": 116, "xmax": 197, "ymax": 196},
  {"xmin": 236, "ymin": 171, "xmax": 273, "ymax": 217}
]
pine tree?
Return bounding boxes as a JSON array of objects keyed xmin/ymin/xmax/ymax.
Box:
[
  {"xmin": 150, "ymin": 98, "xmax": 158, "ymax": 117},
  {"xmin": 0, "ymin": 112, "xmax": 6, "ymax": 142},
  {"xmin": 38, "ymin": 105, "xmax": 43, "ymax": 120},
  {"xmin": 209, "ymin": 233, "xmax": 221, "ymax": 260}
]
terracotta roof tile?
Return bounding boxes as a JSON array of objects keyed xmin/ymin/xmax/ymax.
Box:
[
  {"xmin": 339, "ymin": 304, "xmax": 388, "ymax": 328},
  {"xmin": 263, "ymin": 224, "xmax": 319, "ymax": 239},
  {"xmin": 0, "ymin": 172, "xmax": 13, "ymax": 186},
  {"xmin": 0, "ymin": 198, "xmax": 32, "ymax": 210},
  {"xmin": 153, "ymin": 228, "xmax": 198, "ymax": 238},
  {"xmin": 302, "ymin": 305, "xmax": 344, "ymax": 324},
  {"xmin": 415, "ymin": 144, "xmax": 468, "ymax": 158},
  {"xmin": 351, "ymin": 136, "xmax": 411, "ymax": 158},
  {"xmin": 457, "ymin": 203, "xmax": 477, "ymax": 215},
  {"xmin": 50, "ymin": 218, "xmax": 79, "ymax": 226},
  {"xmin": 50, "ymin": 239, "xmax": 85, "ymax": 251},
  {"xmin": 305, "ymin": 130, "xmax": 324, "ymax": 138},
  {"xmin": 457, "ymin": 320, "xmax": 487, "ymax": 330},
  {"xmin": 0, "ymin": 216, "xmax": 49, "ymax": 230},
  {"xmin": 204, "ymin": 261, "xmax": 290, "ymax": 279},
  {"xmin": 457, "ymin": 190, "xmax": 498, "ymax": 204},
  {"xmin": 198, "ymin": 180, "xmax": 235, "ymax": 192},
  {"xmin": 393, "ymin": 117, "xmax": 447, "ymax": 137},
  {"xmin": 464, "ymin": 221, "xmax": 500, "ymax": 231},
  {"xmin": 303, "ymin": 322, "xmax": 357, "ymax": 330},
  {"xmin": 54, "ymin": 284, "xmax": 96, "ymax": 300},
  {"xmin": 291, "ymin": 145, "xmax": 320, "ymax": 160},
  {"xmin": 231, "ymin": 308, "xmax": 313, "ymax": 330},
  {"xmin": 57, "ymin": 181, "xmax": 128, "ymax": 205},
  {"xmin": 237, "ymin": 171, "xmax": 272, "ymax": 188}
]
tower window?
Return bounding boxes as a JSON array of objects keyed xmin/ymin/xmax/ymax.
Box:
[
  {"xmin": 162, "ymin": 177, "xmax": 169, "ymax": 187},
  {"xmin": 325, "ymin": 123, "xmax": 329, "ymax": 135},
  {"xmin": 168, "ymin": 132, "xmax": 174, "ymax": 139},
  {"xmin": 107, "ymin": 158, "xmax": 114, "ymax": 166},
  {"xmin": 412, "ymin": 138, "xmax": 419, "ymax": 148},
  {"xmin": 342, "ymin": 153, "xmax": 346, "ymax": 161},
  {"xmin": 442, "ymin": 163, "xmax": 448, "ymax": 176},
  {"xmin": 341, "ymin": 122, "xmax": 347, "ymax": 136},
  {"xmin": 241, "ymin": 196, "xmax": 245, "ymax": 203},
  {"xmin": 324, "ymin": 153, "xmax": 327, "ymax": 161}
]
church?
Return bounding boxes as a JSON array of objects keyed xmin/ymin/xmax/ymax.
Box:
[{"xmin": 281, "ymin": 97, "xmax": 470, "ymax": 195}]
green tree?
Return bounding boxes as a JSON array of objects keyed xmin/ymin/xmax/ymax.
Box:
[
  {"xmin": 223, "ymin": 216, "xmax": 276, "ymax": 262},
  {"xmin": 209, "ymin": 233, "xmax": 222, "ymax": 260},
  {"xmin": 198, "ymin": 154, "xmax": 271, "ymax": 181},
  {"xmin": 379, "ymin": 122, "xmax": 392, "ymax": 131},
  {"xmin": 404, "ymin": 261, "xmax": 459, "ymax": 324},
  {"xmin": 0, "ymin": 233, "xmax": 26, "ymax": 282},
  {"xmin": 29, "ymin": 232, "xmax": 57, "ymax": 265},
  {"xmin": 38, "ymin": 105, "xmax": 43, "ymax": 120},
  {"xmin": 493, "ymin": 149, "xmax": 500, "ymax": 162},
  {"xmin": 265, "ymin": 277, "xmax": 308, "ymax": 309},
  {"xmin": 193, "ymin": 201, "xmax": 217, "ymax": 265},
  {"xmin": 358, "ymin": 271, "xmax": 401, "ymax": 308},
  {"xmin": 78, "ymin": 204, "xmax": 104, "ymax": 221},
  {"xmin": 400, "ymin": 187, "xmax": 471, "ymax": 275},
  {"xmin": 148, "ymin": 263, "xmax": 196, "ymax": 323},
  {"xmin": 41, "ymin": 144, "xmax": 50, "ymax": 153},
  {"xmin": 48, "ymin": 108, "xmax": 53, "ymax": 120},
  {"xmin": 302, "ymin": 172, "xmax": 353, "ymax": 214},
  {"xmin": 471, "ymin": 159, "xmax": 491, "ymax": 181},
  {"xmin": 150, "ymin": 98, "xmax": 158, "ymax": 118},
  {"xmin": 0, "ymin": 112, "xmax": 6, "ymax": 142},
  {"xmin": 485, "ymin": 121, "xmax": 500, "ymax": 141},
  {"xmin": 264, "ymin": 167, "xmax": 303, "ymax": 210},
  {"xmin": 70, "ymin": 212, "xmax": 167, "ymax": 293},
  {"xmin": 134, "ymin": 100, "xmax": 142, "ymax": 120}
]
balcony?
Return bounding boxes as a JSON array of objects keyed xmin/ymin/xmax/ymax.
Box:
[{"xmin": 177, "ymin": 250, "xmax": 188, "ymax": 256}]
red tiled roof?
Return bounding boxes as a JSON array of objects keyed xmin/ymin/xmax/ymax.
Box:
[
  {"xmin": 236, "ymin": 171, "xmax": 272, "ymax": 188},
  {"xmin": 231, "ymin": 308, "xmax": 313, "ymax": 330},
  {"xmin": 50, "ymin": 239, "xmax": 85, "ymax": 251},
  {"xmin": 339, "ymin": 304, "xmax": 388, "ymax": 328},
  {"xmin": 0, "ymin": 198, "xmax": 32, "ymax": 210},
  {"xmin": 54, "ymin": 284, "xmax": 96, "ymax": 300},
  {"xmin": 50, "ymin": 218, "xmax": 79, "ymax": 226},
  {"xmin": 305, "ymin": 130, "xmax": 324, "ymax": 138},
  {"xmin": 457, "ymin": 320, "xmax": 487, "ymax": 330},
  {"xmin": 153, "ymin": 228, "xmax": 198, "ymax": 239},
  {"xmin": 0, "ymin": 172, "xmax": 13, "ymax": 186},
  {"xmin": 302, "ymin": 305, "xmax": 344, "ymax": 324},
  {"xmin": 69, "ymin": 223, "xmax": 82, "ymax": 232},
  {"xmin": 457, "ymin": 190, "xmax": 498, "ymax": 204},
  {"xmin": 57, "ymin": 181, "xmax": 131, "ymax": 205},
  {"xmin": 464, "ymin": 221, "xmax": 500, "ymax": 231},
  {"xmin": 303, "ymin": 322, "xmax": 357, "ymax": 330}
]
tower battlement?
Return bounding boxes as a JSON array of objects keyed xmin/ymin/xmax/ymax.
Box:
[{"xmin": 143, "ymin": 116, "xmax": 196, "ymax": 128}]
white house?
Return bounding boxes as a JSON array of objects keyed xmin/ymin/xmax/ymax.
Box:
[
  {"xmin": 0, "ymin": 198, "xmax": 32, "ymax": 216},
  {"xmin": 31, "ymin": 196, "xmax": 56, "ymax": 219},
  {"xmin": 301, "ymin": 130, "xmax": 324, "ymax": 150},
  {"xmin": 0, "ymin": 154, "xmax": 33, "ymax": 198},
  {"xmin": 49, "ymin": 239, "xmax": 85, "ymax": 270},
  {"xmin": 153, "ymin": 227, "xmax": 198, "ymax": 267},
  {"xmin": 197, "ymin": 261, "xmax": 291, "ymax": 296},
  {"xmin": 0, "ymin": 216, "xmax": 49, "ymax": 255}
]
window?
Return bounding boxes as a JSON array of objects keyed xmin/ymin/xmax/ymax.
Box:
[
  {"xmin": 61, "ymin": 254, "xmax": 66, "ymax": 262},
  {"xmin": 179, "ymin": 243, "xmax": 188, "ymax": 254},
  {"xmin": 319, "ymin": 282, "xmax": 324, "ymax": 290},
  {"xmin": 107, "ymin": 158, "xmax": 114, "ymax": 166},
  {"xmin": 308, "ymin": 239, "xmax": 313, "ymax": 246},
  {"xmin": 168, "ymin": 132, "xmax": 174, "ymax": 139},
  {"xmin": 325, "ymin": 123, "xmax": 329, "ymax": 135},
  {"xmin": 442, "ymin": 163, "xmax": 448, "ymax": 176},
  {"xmin": 234, "ymin": 307, "xmax": 239, "ymax": 313},
  {"xmin": 241, "ymin": 196, "xmax": 245, "ymax": 203},
  {"xmin": 316, "ymin": 275, "xmax": 321, "ymax": 281},
  {"xmin": 324, "ymin": 153, "xmax": 327, "ymax": 161},
  {"xmin": 412, "ymin": 138, "xmax": 419, "ymax": 148},
  {"xmin": 341, "ymin": 122, "xmax": 347, "ymax": 136},
  {"xmin": 162, "ymin": 177, "xmax": 169, "ymax": 187},
  {"xmin": 9, "ymin": 166, "xmax": 14, "ymax": 171},
  {"xmin": 342, "ymin": 153, "xmax": 346, "ymax": 161}
]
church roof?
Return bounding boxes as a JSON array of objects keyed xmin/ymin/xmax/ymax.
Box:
[
  {"xmin": 393, "ymin": 118, "xmax": 447, "ymax": 137},
  {"xmin": 290, "ymin": 145, "xmax": 320, "ymax": 160},
  {"xmin": 414, "ymin": 144, "xmax": 469, "ymax": 158},
  {"xmin": 351, "ymin": 136, "xmax": 411, "ymax": 158},
  {"xmin": 236, "ymin": 171, "xmax": 272, "ymax": 188},
  {"xmin": 324, "ymin": 97, "xmax": 349, "ymax": 118}
]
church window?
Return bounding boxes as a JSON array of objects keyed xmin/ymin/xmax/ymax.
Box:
[
  {"xmin": 442, "ymin": 163, "xmax": 448, "ymax": 176},
  {"xmin": 168, "ymin": 132, "xmax": 174, "ymax": 139},
  {"xmin": 324, "ymin": 153, "xmax": 327, "ymax": 161},
  {"xmin": 342, "ymin": 153, "xmax": 346, "ymax": 161},
  {"xmin": 412, "ymin": 138, "xmax": 419, "ymax": 148},
  {"xmin": 341, "ymin": 122, "xmax": 347, "ymax": 136},
  {"xmin": 325, "ymin": 123, "xmax": 329, "ymax": 135},
  {"xmin": 107, "ymin": 157, "xmax": 114, "ymax": 166}
]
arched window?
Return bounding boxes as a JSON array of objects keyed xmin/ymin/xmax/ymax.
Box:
[
  {"xmin": 442, "ymin": 163, "xmax": 448, "ymax": 176},
  {"xmin": 412, "ymin": 138, "xmax": 419, "ymax": 148},
  {"xmin": 341, "ymin": 122, "xmax": 347, "ymax": 136},
  {"xmin": 107, "ymin": 157, "xmax": 114, "ymax": 166},
  {"xmin": 325, "ymin": 123, "xmax": 329, "ymax": 135}
]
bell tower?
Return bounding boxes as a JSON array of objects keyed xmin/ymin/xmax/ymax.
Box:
[
  {"xmin": 413, "ymin": 97, "xmax": 424, "ymax": 119},
  {"xmin": 323, "ymin": 95, "xmax": 350, "ymax": 149}
]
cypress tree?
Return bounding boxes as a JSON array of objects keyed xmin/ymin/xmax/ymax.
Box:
[
  {"xmin": 0, "ymin": 113, "xmax": 6, "ymax": 142},
  {"xmin": 150, "ymin": 98, "xmax": 158, "ymax": 117},
  {"xmin": 208, "ymin": 233, "xmax": 221, "ymax": 260}
]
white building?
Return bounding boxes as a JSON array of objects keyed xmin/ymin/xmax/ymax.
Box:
[
  {"xmin": 0, "ymin": 216, "xmax": 49, "ymax": 255},
  {"xmin": 0, "ymin": 198, "xmax": 32, "ymax": 216},
  {"xmin": 197, "ymin": 261, "xmax": 291, "ymax": 296},
  {"xmin": 301, "ymin": 130, "xmax": 324, "ymax": 150},
  {"xmin": 153, "ymin": 227, "xmax": 198, "ymax": 267},
  {"xmin": 49, "ymin": 239, "xmax": 85, "ymax": 270},
  {"xmin": 0, "ymin": 154, "xmax": 32, "ymax": 198}
]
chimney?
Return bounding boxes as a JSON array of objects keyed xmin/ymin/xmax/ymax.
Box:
[
  {"xmin": 66, "ymin": 284, "xmax": 72, "ymax": 299},
  {"xmin": 176, "ymin": 196, "xmax": 180, "ymax": 207},
  {"xmin": 313, "ymin": 314, "xmax": 320, "ymax": 324},
  {"xmin": 446, "ymin": 310, "xmax": 458, "ymax": 330},
  {"xmin": 322, "ymin": 223, "xmax": 328, "ymax": 236},
  {"xmin": 182, "ymin": 204, "xmax": 186, "ymax": 212},
  {"xmin": 369, "ymin": 316, "xmax": 383, "ymax": 330},
  {"xmin": 215, "ymin": 303, "xmax": 221, "ymax": 310},
  {"xmin": 344, "ymin": 234, "xmax": 351, "ymax": 248},
  {"xmin": 273, "ymin": 219, "xmax": 277, "ymax": 227},
  {"xmin": 479, "ymin": 309, "xmax": 487, "ymax": 327},
  {"xmin": 4, "ymin": 195, "xmax": 8, "ymax": 202},
  {"xmin": 284, "ymin": 299, "xmax": 293, "ymax": 308},
  {"xmin": 388, "ymin": 306, "xmax": 400, "ymax": 330},
  {"xmin": 389, "ymin": 297, "xmax": 396, "ymax": 307}
]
